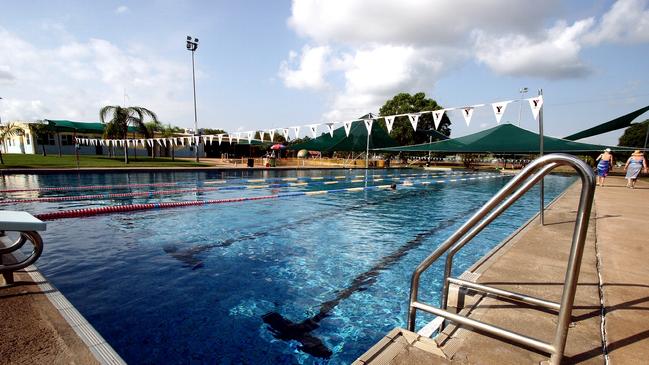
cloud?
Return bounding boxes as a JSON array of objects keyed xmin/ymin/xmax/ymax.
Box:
[
  {"xmin": 584, "ymin": 0, "xmax": 649, "ymax": 44},
  {"xmin": 473, "ymin": 19, "xmax": 595, "ymax": 79},
  {"xmin": 115, "ymin": 5, "xmax": 129, "ymax": 14},
  {"xmin": 0, "ymin": 27, "xmax": 191, "ymax": 123},
  {"xmin": 278, "ymin": 45, "xmax": 331, "ymax": 90}
]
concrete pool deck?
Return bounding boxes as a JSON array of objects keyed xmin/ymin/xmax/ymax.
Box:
[{"xmin": 356, "ymin": 176, "xmax": 649, "ymax": 364}]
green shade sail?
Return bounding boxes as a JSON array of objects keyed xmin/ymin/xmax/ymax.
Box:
[
  {"xmin": 289, "ymin": 121, "xmax": 398, "ymax": 152},
  {"xmin": 563, "ymin": 105, "xmax": 649, "ymax": 141},
  {"xmin": 44, "ymin": 119, "xmax": 139, "ymax": 133},
  {"xmin": 376, "ymin": 123, "xmax": 637, "ymax": 153}
]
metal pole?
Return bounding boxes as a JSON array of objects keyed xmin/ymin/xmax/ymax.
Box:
[
  {"xmin": 517, "ymin": 87, "xmax": 528, "ymax": 127},
  {"xmin": 191, "ymin": 50, "xmax": 199, "ymax": 162},
  {"xmin": 539, "ymin": 89, "xmax": 544, "ymax": 225},
  {"xmin": 366, "ymin": 127, "xmax": 369, "ymax": 169},
  {"xmin": 643, "ymin": 121, "xmax": 649, "ymax": 151}
]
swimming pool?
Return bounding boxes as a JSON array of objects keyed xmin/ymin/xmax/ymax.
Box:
[{"xmin": 2, "ymin": 169, "xmax": 575, "ymax": 364}]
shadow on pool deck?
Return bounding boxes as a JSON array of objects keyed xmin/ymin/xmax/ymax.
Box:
[{"xmin": 355, "ymin": 176, "xmax": 649, "ymax": 364}]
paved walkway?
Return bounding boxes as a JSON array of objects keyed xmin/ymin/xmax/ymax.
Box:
[{"xmin": 357, "ymin": 176, "xmax": 649, "ymax": 364}]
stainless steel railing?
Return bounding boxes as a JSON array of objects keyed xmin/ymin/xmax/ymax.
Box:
[
  {"xmin": 0, "ymin": 231, "xmax": 44, "ymax": 285},
  {"xmin": 407, "ymin": 153, "xmax": 595, "ymax": 365}
]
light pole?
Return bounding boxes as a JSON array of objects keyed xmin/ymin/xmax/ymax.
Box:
[
  {"xmin": 517, "ymin": 87, "xmax": 528, "ymax": 127},
  {"xmin": 186, "ymin": 36, "xmax": 200, "ymax": 162}
]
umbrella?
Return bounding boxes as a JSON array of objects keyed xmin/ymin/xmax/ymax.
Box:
[{"xmin": 270, "ymin": 144, "xmax": 286, "ymax": 150}]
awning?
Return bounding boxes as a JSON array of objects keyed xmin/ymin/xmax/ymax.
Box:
[{"xmin": 563, "ymin": 105, "xmax": 649, "ymax": 141}]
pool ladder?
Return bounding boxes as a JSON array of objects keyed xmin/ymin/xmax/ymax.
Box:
[{"xmin": 407, "ymin": 154, "xmax": 596, "ymax": 365}]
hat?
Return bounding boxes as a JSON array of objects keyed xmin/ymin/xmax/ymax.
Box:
[
  {"xmin": 632, "ymin": 150, "xmax": 644, "ymax": 156},
  {"xmin": 605, "ymin": 148, "xmax": 611, "ymax": 152}
]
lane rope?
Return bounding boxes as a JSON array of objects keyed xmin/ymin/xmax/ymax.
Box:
[
  {"xmin": 35, "ymin": 174, "xmax": 505, "ymax": 221},
  {"xmin": 1, "ymin": 171, "xmax": 476, "ymax": 204}
]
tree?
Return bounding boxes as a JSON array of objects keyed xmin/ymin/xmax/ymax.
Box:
[
  {"xmin": 0, "ymin": 122, "xmax": 21, "ymax": 164},
  {"xmin": 30, "ymin": 121, "xmax": 50, "ymax": 156},
  {"xmin": 160, "ymin": 124, "xmax": 182, "ymax": 160},
  {"xmin": 378, "ymin": 92, "xmax": 452, "ymax": 146},
  {"xmin": 100, "ymin": 106, "xmax": 158, "ymax": 163},
  {"xmin": 619, "ymin": 120, "xmax": 648, "ymax": 148}
]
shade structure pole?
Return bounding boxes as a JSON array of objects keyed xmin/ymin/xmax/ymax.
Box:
[
  {"xmin": 539, "ymin": 89, "xmax": 545, "ymax": 225},
  {"xmin": 366, "ymin": 127, "xmax": 370, "ymax": 169},
  {"xmin": 643, "ymin": 121, "xmax": 649, "ymax": 151}
]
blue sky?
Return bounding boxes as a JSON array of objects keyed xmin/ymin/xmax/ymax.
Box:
[{"xmin": 1, "ymin": 0, "xmax": 648, "ymax": 145}]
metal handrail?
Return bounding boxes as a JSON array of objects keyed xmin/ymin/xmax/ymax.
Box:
[
  {"xmin": 0, "ymin": 231, "xmax": 44, "ymax": 283},
  {"xmin": 406, "ymin": 153, "xmax": 595, "ymax": 365}
]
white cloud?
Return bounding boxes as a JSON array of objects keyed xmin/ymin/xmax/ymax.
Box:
[
  {"xmin": 278, "ymin": 45, "xmax": 331, "ymax": 90},
  {"xmin": 115, "ymin": 5, "xmax": 129, "ymax": 14},
  {"xmin": 0, "ymin": 27, "xmax": 191, "ymax": 123},
  {"xmin": 473, "ymin": 19, "xmax": 595, "ymax": 79},
  {"xmin": 585, "ymin": 0, "xmax": 649, "ymax": 44}
]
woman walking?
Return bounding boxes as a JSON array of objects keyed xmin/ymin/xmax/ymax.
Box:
[
  {"xmin": 624, "ymin": 150, "xmax": 647, "ymax": 188},
  {"xmin": 595, "ymin": 148, "xmax": 614, "ymax": 187}
]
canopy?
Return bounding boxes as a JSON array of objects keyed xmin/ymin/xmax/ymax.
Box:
[
  {"xmin": 44, "ymin": 119, "xmax": 139, "ymax": 133},
  {"xmin": 563, "ymin": 105, "xmax": 649, "ymax": 141},
  {"xmin": 376, "ymin": 124, "xmax": 637, "ymax": 153},
  {"xmin": 289, "ymin": 121, "xmax": 398, "ymax": 152}
]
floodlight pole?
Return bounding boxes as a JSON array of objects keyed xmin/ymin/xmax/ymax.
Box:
[
  {"xmin": 518, "ymin": 87, "xmax": 528, "ymax": 127},
  {"xmin": 186, "ymin": 36, "xmax": 200, "ymax": 162},
  {"xmin": 538, "ymin": 88, "xmax": 545, "ymax": 225}
]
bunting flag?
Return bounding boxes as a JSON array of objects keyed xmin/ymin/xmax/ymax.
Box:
[
  {"xmin": 528, "ymin": 95, "xmax": 543, "ymax": 120},
  {"xmin": 325, "ymin": 123, "xmax": 335, "ymax": 137},
  {"xmin": 217, "ymin": 134, "xmax": 223, "ymax": 145},
  {"xmin": 385, "ymin": 116, "xmax": 395, "ymax": 134},
  {"xmin": 432, "ymin": 110, "xmax": 445, "ymax": 129},
  {"xmin": 461, "ymin": 107, "xmax": 475, "ymax": 126},
  {"xmin": 155, "ymin": 138, "xmax": 161, "ymax": 146},
  {"xmin": 209, "ymin": 135, "xmax": 214, "ymax": 144},
  {"xmin": 235, "ymin": 133, "xmax": 241, "ymax": 143},
  {"xmin": 163, "ymin": 139, "xmax": 169, "ymax": 147},
  {"xmin": 268, "ymin": 129, "xmax": 275, "ymax": 142},
  {"xmin": 247, "ymin": 131, "xmax": 254, "ymax": 143},
  {"xmin": 292, "ymin": 126, "xmax": 301, "ymax": 139},
  {"xmin": 364, "ymin": 119, "xmax": 373, "ymax": 134},
  {"xmin": 139, "ymin": 139, "xmax": 144, "ymax": 146},
  {"xmin": 491, "ymin": 101, "xmax": 512, "ymax": 124},
  {"xmin": 408, "ymin": 114, "xmax": 420, "ymax": 131},
  {"xmin": 195, "ymin": 136, "xmax": 200, "ymax": 145},
  {"xmin": 179, "ymin": 137, "xmax": 185, "ymax": 146},
  {"xmin": 343, "ymin": 121, "xmax": 353, "ymax": 137},
  {"xmin": 281, "ymin": 128, "xmax": 290, "ymax": 139},
  {"xmin": 259, "ymin": 131, "xmax": 265, "ymax": 142},
  {"xmin": 308, "ymin": 124, "xmax": 319, "ymax": 138}
]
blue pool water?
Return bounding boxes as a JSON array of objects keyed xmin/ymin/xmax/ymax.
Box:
[{"xmin": 2, "ymin": 169, "xmax": 575, "ymax": 364}]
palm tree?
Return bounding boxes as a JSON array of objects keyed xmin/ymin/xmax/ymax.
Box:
[
  {"xmin": 100, "ymin": 106, "xmax": 159, "ymax": 164},
  {"xmin": 0, "ymin": 122, "xmax": 21, "ymax": 164}
]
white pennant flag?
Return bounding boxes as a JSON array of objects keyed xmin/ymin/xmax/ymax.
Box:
[
  {"xmin": 217, "ymin": 134, "xmax": 223, "ymax": 145},
  {"xmin": 461, "ymin": 107, "xmax": 475, "ymax": 126},
  {"xmin": 235, "ymin": 133, "xmax": 241, "ymax": 143},
  {"xmin": 247, "ymin": 131, "xmax": 254, "ymax": 143},
  {"xmin": 343, "ymin": 121, "xmax": 353, "ymax": 137},
  {"xmin": 282, "ymin": 128, "xmax": 290, "ymax": 139},
  {"xmin": 155, "ymin": 138, "xmax": 162, "ymax": 146},
  {"xmin": 259, "ymin": 131, "xmax": 265, "ymax": 142},
  {"xmin": 268, "ymin": 129, "xmax": 275, "ymax": 142},
  {"xmin": 432, "ymin": 110, "xmax": 446, "ymax": 129},
  {"xmin": 528, "ymin": 95, "xmax": 543, "ymax": 120},
  {"xmin": 364, "ymin": 119, "xmax": 373, "ymax": 134},
  {"xmin": 491, "ymin": 101, "xmax": 512, "ymax": 124},
  {"xmin": 139, "ymin": 139, "xmax": 144, "ymax": 146},
  {"xmin": 408, "ymin": 114, "xmax": 420, "ymax": 131},
  {"xmin": 209, "ymin": 135, "xmax": 214, "ymax": 145},
  {"xmin": 384, "ymin": 116, "xmax": 395, "ymax": 134},
  {"xmin": 308, "ymin": 124, "xmax": 319, "ymax": 138},
  {"xmin": 164, "ymin": 138, "xmax": 169, "ymax": 147},
  {"xmin": 325, "ymin": 123, "xmax": 335, "ymax": 137},
  {"xmin": 195, "ymin": 136, "xmax": 200, "ymax": 145},
  {"xmin": 292, "ymin": 126, "xmax": 301, "ymax": 139}
]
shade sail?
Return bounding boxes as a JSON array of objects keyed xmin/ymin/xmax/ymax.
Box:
[
  {"xmin": 563, "ymin": 105, "xmax": 649, "ymax": 141},
  {"xmin": 289, "ymin": 121, "xmax": 398, "ymax": 152},
  {"xmin": 376, "ymin": 123, "xmax": 637, "ymax": 153},
  {"xmin": 45, "ymin": 119, "xmax": 139, "ymax": 133}
]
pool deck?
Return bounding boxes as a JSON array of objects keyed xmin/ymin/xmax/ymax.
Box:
[{"xmin": 355, "ymin": 176, "xmax": 649, "ymax": 364}]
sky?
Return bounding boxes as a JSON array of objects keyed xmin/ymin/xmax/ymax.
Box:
[{"xmin": 1, "ymin": 0, "xmax": 649, "ymax": 145}]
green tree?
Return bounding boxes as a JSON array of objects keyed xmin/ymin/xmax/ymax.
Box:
[
  {"xmin": 100, "ymin": 106, "xmax": 159, "ymax": 163},
  {"xmin": 378, "ymin": 92, "xmax": 451, "ymax": 146},
  {"xmin": 30, "ymin": 121, "xmax": 50, "ymax": 156},
  {"xmin": 0, "ymin": 122, "xmax": 21, "ymax": 164},
  {"xmin": 619, "ymin": 120, "xmax": 648, "ymax": 148}
]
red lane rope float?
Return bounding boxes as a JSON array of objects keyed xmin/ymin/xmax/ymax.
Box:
[
  {"xmin": 35, "ymin": 194, "xmax": 280, "ymax": 221},
  {"xmin": 1, "ymin": 181, "xmax": 180, "ymax": 193}
]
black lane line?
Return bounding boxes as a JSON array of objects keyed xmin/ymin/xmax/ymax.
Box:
[
  {"xmin": 261, "ymin": 203, "xmax": 482, "ymax": 359},
  {"xmin": 162, "ymin": 186, "xmax": 447, "ymax": 269}
]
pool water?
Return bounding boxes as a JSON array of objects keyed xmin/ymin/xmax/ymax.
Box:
[{"xmin": 1, "ymin": 169, "xmax": 575, "ymax": 364}]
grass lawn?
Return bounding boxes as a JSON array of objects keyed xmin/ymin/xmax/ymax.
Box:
[{"xmin": 0, "ymin": 153, "xmax": 210, "ymax": 168}]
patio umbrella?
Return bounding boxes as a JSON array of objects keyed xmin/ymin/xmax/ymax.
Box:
[{"xmin": 270, "ymin": 144, "xmax": 286, "ymax": 150}]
